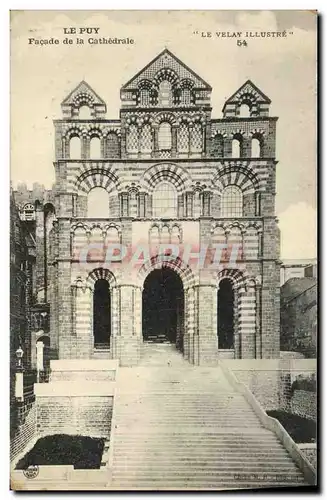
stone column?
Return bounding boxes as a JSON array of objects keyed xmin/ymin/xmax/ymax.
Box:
[
  {"xmin": 197, "ymin": 284, "xmax": 218, "ymax": 366},
  {"xmin": 71, "ymin": 282, "xmax": 93, "ymax": 359},
  {"xmin": 117, "ymin": 284, "xmax": 141, "ymax": 366}
]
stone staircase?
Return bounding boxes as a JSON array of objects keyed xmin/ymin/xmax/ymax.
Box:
[{"xmin": 110, "ymin": 344, "xmax": 306, "ymax": 490}]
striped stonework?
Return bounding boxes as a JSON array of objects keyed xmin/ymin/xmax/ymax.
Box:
[{"xmin": 47, "ymin": 49, "xmax": 280, "ymax": 365}]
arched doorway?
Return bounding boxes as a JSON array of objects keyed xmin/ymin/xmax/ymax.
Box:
[
  {"xmin": 217, "ymin": 278, "xmax": 234, "ymax": 349},
  {"xmin": 93, "ymin": 279, "xmax": 111, "ymax": 348},
  {"xmin": 142, "ymin": 268, "xmax": 184, "ymax": 349}
]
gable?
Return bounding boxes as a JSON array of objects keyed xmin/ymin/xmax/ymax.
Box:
[
  {"xmin": 61, "ymin": 80, "xmax": 106, "ymax": 107},
  {"xmin": 122, "ymin": 49, "xmax": 212, "ymax": 90},
  {"xmin": 224, "ymin": 80, "xmax": 271, "ymax": 106}
]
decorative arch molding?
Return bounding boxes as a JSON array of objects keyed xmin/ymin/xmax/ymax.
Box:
[
  {"xmin": 211, "ymin": 130, "xmax": 228, "ymax": 139},
  {"xmin": 230, "ymin": 129, "xmax": 246, "ymax": 138},
  {"xmin": 153, "ymin": 67, "xmax": 179, "ymax": 88},
  {"xmin": 74, "ymin": 166, "xmax": 120, "ymax": 194},
  {"xmin": 138, "ymin": 78, "xmax": 153, "ymax": 90},
  {"xmin": 212, "ymin": 163, "xmax": 260, "ymax": 194},
  {"xmin": 250, "ymin": 128, "xmax": 266, "ymax": 138},
  {"xmin": 65, "ymin": 126, "xmax": 88, "ymax": 140},
  {"xmin": 152, "ymin": 112, "xmax": 178, "ymax": 127},
  {"xmin": 103, "ymin": 128, "xmax": 121, "ymax": 138},
  {"xmin": 86, "ymin": 267, "xmax": 117, "ymax": 290},
  {"xmin": 216, "ymin": 268, "xmax": 249, "ymax": 291},
  {"xmin": 72, "ymin": 92, "xmax": 95, "ymax": 109},
  {"xmin": 141, "ymin": 163, "xmax": 192, "ymax": 194},
  {"xmin": 137, "ymin": 255, "xmax": 196, "ymax": 290},
  {"xmin": 180, "ymin": 78, "xmax": 194, "ymax": 89}
]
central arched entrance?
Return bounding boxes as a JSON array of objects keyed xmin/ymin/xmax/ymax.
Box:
[{"xmin": 142, "ymin": 268, "xmax": 184, "ymax": 349}]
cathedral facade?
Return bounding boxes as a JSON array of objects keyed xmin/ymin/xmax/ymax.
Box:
[{"xmin": 41, "ymin": 49, "xmax": 280, "ymax": 366}]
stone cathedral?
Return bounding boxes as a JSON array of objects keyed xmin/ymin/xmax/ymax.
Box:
[{"xmin": 17, "ymin": 49, "xmax": 281, "ymax": 367}]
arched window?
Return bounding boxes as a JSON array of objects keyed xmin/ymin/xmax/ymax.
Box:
[
  {"xmin": 218, "ymin": 279, "xmax": 234, "ymax": 349},
  {"xmin": 221, "ymin": 185, "xmax": 243, "ymax": 217},
  {"xmin": 79, "ymin": 105, "xmax": 92, "ymax": 119},
  {"xmin": 251, "ymin": 137, "xmax": 262, "ymax": 158},
  {"xmin": 69, "ymin": 136, "xmax": 81, "ymax": 159},
  {"xmin": 239, "ymin": 103, "xmax": 251, "ymax": 117},
  {"xmin": 232, "ymin": 136, "xmax": 242, "ymax": 158},
  {"xmin": 158, "ymin": 122, "xmax": 172, "ymax": 150},
  {"xmin": 158, "ymin": 81, "xmax": 172, "ymax": 107},
  {"xmin": 22, "ymin": 203, "xmax": 35, "ymax": 221},
  {"xmin": 87, "ymin": 187, "xmax": 109, "ymax": 218},
  {"xmin": 193, "ymin": 191, "xmax": 201, "ymax": 218},
  {"xmin": 180, "ymin": 88, "xmax": 191, "ymax": 106},
  {"xmin": 153, "ymin": 181, "xmax": 177, "ymax": 218},
  {"xmin": 140, "ymin": 88, "xmax": 150, "ymax": 107},
  {"xmin": 93, "ymin": 279, "xmax": 111, "ymax": 348},
  {"xmin": 90, "ymin": 136, "xmax": 101, "ymax": 159}
]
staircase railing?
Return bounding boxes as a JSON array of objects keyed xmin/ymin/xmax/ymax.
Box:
[{"xmin": 220, "ymin": 361, "xmax": 316, "ymax": 486}]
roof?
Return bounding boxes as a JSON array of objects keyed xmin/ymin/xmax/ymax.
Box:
[
  {"xmin": 121, "ymin": 48, "xmax": 212, "ymax": 90},
  {"xmin": 222, "ymin": 80, "xmax": 271, "ymax": 111}
]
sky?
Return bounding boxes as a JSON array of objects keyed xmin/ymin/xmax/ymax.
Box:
[{"xmin": 10, "ymin": 10, "xmax": 317, "ymax": 259}]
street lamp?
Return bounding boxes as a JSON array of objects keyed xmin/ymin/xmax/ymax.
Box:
[
  {"xmin": 15, "ymin": 345, "xmax": 24, "ymax": 369},
  {"xmin": 15, "ymin": 346, "xmax": 24, "ymax": 401}
]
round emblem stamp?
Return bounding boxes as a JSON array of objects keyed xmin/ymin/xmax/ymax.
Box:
[{"xmin": 23, "ymin": 464, "xmax": 39, "ymax": 479}]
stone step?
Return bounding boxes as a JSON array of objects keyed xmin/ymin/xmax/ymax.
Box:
[
  {"xmin": 113, "ymin": 457, "xmax": 296, "ymax": 466},
  {"xmin": 110, "ymin": 481, "xmax": 306, "ymax": 489},
  {"xmin": 112, "ymin": 470, "xmax": 303, "ymax": 479},
  {"xmin": 113, "ymin": 448, "xmax": 290, "ymax": 456},
  {"xmin": 112, "ymin": 463, "xmax": 301, "ymax": 473}
]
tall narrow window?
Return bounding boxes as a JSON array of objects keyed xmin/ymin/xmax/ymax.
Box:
[
  {"xmin": 158, "ymin": 81, "xmax": 172, "ymax": 107},
  {"xmin": 87, "ymin": 187, "xmax": 109, "ymax": 218},
  {"xmin": 221, "ymin": 185, "xmax": 243, "ymax": 217},
  {"xmin": 140, "ymin": 88, "xmax": 150, "ymax": 107},
  {"xmin": 158, "ymin": 122, "xmax": 172, "ymax": 150},
  {"xmin": 232, "ymin": 136, "xmax": 242, "ymax": 158},
  {"xmin": 180, "ymin": 88, "xmax": 191, "ymax": 106},
  {"xmin": 218, "ymin": 279, "xmax": 234, "ymax": 349},
  {"xmin": 90, "ymin": 136, "xmax": 101, "ymax": 159},
  {"xmin": 69, "ymin": 136, "xmax": 81, "ymax": 159},
  {"xmin": 93, "ymin": 279, "xmax": 111, "ymax": 348},
  {"xmin": 251, "ymin": 137, "xmax": 261, "ymax": 158},
  {"xmin": 153, "ymin": 181, "xmax": 177, "ymax": 218}
]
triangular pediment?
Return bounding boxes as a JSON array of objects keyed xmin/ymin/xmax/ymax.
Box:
[
  {"xmin": 61, "ymin": 80, "xmax": 106, "ymax": 106},
  {"xmin": 122, "ymin": 49, "xmax": 212, "ymax": 90},
  {"xmin": 224, "ymin": 80, "xmax": 271, "ymax": 106}
]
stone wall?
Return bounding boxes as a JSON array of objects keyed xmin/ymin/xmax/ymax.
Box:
[
  {"xmin": 10, "ymin": 400, "xmax": 37, "ymax": 462},
  {"xmin": 291, "ymin": 390, "xmax": 316, "ymax": 421},
  {"xmin": 37, "ymin": 396, "xmax": 113, "ymax": 439},
  {"xmin": 225, "ymin": 359, "xmax": 317, "ymax": 412}
]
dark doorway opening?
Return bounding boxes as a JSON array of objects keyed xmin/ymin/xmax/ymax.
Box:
[
  {"xmin": 93, "ymin": 279, "xmax": 111, "ymax": 348},
  {"xmin": 142, "ymin": 268, "xmax": 184, "ymax": 348},
  {"xmin": 218, "ymin": 278, "xmax": 234, "ymax": 349}
]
